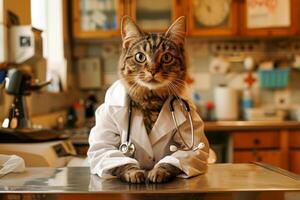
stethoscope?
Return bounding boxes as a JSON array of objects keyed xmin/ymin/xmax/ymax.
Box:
[{"xmin": 119, "ymin": 96, "xmax": 205, "ymax": 157}]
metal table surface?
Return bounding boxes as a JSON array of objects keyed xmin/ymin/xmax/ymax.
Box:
[{"xmin": 0, "ymin": 163, "xmax": 300, "ymax": 199}]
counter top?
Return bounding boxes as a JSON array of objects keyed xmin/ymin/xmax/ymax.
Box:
[
  {"xmin": 204, "ymin": 121, "xmax": 300, "ymax": 131},
  {"xmin": 1, "ymin": 163, "xmax": 299, "ymax": 194}
]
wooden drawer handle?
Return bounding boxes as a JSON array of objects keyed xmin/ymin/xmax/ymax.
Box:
[{"xmin": 253, "ymin": 138, "xmax": 260, "ymax": 145}]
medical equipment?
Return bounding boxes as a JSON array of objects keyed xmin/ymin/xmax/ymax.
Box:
[
  {"xmin": 119, "ymin": 98, "xmax": 136, "ymax": 157},
  {"xmin": 119, "ymin": 96, "xmax": 205, "ymax": 157},
  {"xmin": 0, "ymin": 140, "xmax": 79, "ymax": 167}
]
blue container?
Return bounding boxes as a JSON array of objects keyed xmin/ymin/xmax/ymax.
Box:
[
  {"xmin": 0, "ymin": 70, "xmax": 6, "ymax": 84},
  {"xmin": 258, "ymin": 68, "xmax": 290, "ymax": 89}
]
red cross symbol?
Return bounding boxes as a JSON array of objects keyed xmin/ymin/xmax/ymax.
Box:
[{"xmin": 244, "ymin": 72, "xmax": 256, "ymax": 88}]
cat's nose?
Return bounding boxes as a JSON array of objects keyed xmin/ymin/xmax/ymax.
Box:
[
  {"xmin": 149, "ymin": 70, "xmax": 157, "ymax": 76},
  {"xmin": 148, "ymin": 68, "xmax": 157, "ymax": 76}
]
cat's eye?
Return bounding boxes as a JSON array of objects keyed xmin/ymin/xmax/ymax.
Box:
[
  {"xmin": 161, "ymin": 53, "xmax": 173, "ymax": 64},
  {"xmin": 135, "ymin": 52, "xmax": 146, "ymax": 63}
]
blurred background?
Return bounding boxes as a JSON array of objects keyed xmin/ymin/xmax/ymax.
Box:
[{"xmin": 1, "ymin": 0, "xmax": 300, "ymax": 174}]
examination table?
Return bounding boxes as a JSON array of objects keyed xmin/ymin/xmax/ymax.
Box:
[{"xmin": 0, "ymin": 163, "xmax": 299, "ymax": 200}]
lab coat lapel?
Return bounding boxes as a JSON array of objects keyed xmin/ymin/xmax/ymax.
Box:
[
  {"xmin": 112, "ymin": 106, "xmax": 154, "ymax": 158},
  {"xmin": 149, "ymin": 97, "xmax": 187, "ymax": 145},
  {"xmin": 130, "ymin": 109, "xmax": 154, "ymax": 157}
]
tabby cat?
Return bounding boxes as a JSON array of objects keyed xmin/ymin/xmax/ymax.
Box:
[{"xmin": 113, "ymin": 16, "xmax": 187, "ymax": 183}]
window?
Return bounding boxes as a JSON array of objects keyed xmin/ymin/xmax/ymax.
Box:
[{"xmin": 31, "ymin": 0, "xmax": 67, "ymax": 92}]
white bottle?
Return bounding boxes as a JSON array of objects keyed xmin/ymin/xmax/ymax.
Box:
[{"xmin": 214, "ymin": 85, "xmax": 239, "ymax": 120}]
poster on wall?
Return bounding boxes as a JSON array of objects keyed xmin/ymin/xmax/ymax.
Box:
[{"xmin": 247, "ymin": 0, "xmax": 291, "ymax": 29}]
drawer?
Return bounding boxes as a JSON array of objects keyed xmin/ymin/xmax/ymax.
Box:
[
  {"xmin": 234, "ymin": 150, "xmax": 282, "ymax": 167},
  {"xmin": 289, "ymin": 131, "xmax": 300, "ymax": 148},
  {"xmin": 290, "ymin": 150, "xmax": 300, "ymax": 174},
  {"xmin": 233, "ymin": 131, "xmax": 280, "ymax": 149}
]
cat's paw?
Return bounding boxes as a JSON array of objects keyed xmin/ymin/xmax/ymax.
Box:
[
  {"xmin": 147, "ymin": 166, "xmax": 173, "ymax": 183},
  {"xmin": 120, "ymin": 168, "xmax": 146, "ymax": 184},
  {"xmin": 147, "ymin": 164, "xmax": 182, "ymax": 183}
]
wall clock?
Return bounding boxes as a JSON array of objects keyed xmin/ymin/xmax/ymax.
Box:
[{"xmin": 193, "ymin": 0, "xmax": 231, "ymax": 27}]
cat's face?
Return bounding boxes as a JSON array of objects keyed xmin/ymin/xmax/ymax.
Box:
[{"xmin": 119, "ymin": 16, "xmax": 187, "ymax": 93}]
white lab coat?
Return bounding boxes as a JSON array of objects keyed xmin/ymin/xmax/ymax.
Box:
[{"xmin": 88, "ymin": 80, "xmax": 209, "ymax": 179}]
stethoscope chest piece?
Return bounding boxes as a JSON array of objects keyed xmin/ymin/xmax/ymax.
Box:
[{"xmin": 119, "ymin": 142, "xmax": 135, "ymax": 157}]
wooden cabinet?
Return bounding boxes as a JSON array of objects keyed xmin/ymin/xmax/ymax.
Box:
[
  {"xmin": 240, "ymin": 0, "xmax": 299, "ymax": 36},
  {"xmin": 232, "ymin": 130, "xmax": 300, "ymax": 173},
  {"xmin": 289, "ymin": 131, "xmax": 300, "ymax": 174},
  {"xmin": 290, "ymin": 151, "xmax": 300, "ymax": 174},
  {"xmin": 186, "ymin": 0, "xmax": 238, "ymax": 36},
  {"xmin": 289, "ymin": 131, "xmax": 300, "ymax": 148},
  {"xmin": 185, "ymin": 0, "xmax": 300, "ymax": 37},
  {"xmin": 129, "ymin": 0, "xmax": 183, "ymax": 32},
  {"xmin": 72, "ymin": 0, "xmax": 125, "ymax": 39},
  {"xmin": 72, "ymin": 0, "xmax": 300, "ymax": 38},
  {"xmin": 232, "ymin": 131, "xmax": 286, "ymax": 169},
  {"xmin": 72, "ymin": 0, "xmax": 183, "ymax": 39}
]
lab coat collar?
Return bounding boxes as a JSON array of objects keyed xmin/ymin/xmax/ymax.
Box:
[{"xmin": 104, "ymin": 80, "xmax": 128, "ymax": 107}]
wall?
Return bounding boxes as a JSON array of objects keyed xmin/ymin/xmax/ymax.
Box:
[{"xmin": 72, "ymin": 38, "xmax": 300, "ymax": 120}]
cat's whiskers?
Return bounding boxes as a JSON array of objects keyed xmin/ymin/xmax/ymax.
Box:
[
  {"xmin": 171, "ymin": 80, "xmax": 186, "ymax": 90},
  {"xmin": 129, "ymin": 82, "xmax": 139, "ymax": 96},
  {"xmin": 168, "ymin": 82, "xmax": 180, "ymax": 100},
  {"xmin": 127, "ymin": 81, "xmax": 139, "ymax": 97},
  {"xmin": 171, "ymin": 83, "xmax": 185, "ymax": 97}
]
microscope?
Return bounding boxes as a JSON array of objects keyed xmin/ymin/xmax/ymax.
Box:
[{"xmin": 2, "ymin": 68, "xmax": 51, "ymax": 129}]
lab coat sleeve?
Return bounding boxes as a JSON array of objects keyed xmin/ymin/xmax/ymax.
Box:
[
  {"xmin": 155, "ymin": 108, "xmax": 210, "ymax": 178},
  {"xmin": 88, "ymin": 104, "xmax": 139, "ymax": 179}
]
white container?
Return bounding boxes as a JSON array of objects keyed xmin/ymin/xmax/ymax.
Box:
[
  {"xmin": 9, "ymin": 26, "xmax": 34, "ymax": 63},
  {"xmin": 214, "ymin": 86, "xmax": 239, "ymax": 120}
]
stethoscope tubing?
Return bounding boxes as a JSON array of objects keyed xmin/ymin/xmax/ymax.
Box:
[
  {"xmin": 170, "ymin": 97, "xmax": 195, "ymax": 151},
  {"xmin": 120, "ymin": 95, "xmax": 198, "ymax": 156},
  {"xmin": 127, "ymin": 97, "xmax": 133, "ymax": 143}
]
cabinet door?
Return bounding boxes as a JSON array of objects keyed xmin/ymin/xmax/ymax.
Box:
[
  {"xmin": 240, "ymin": 0, "xmax": 299, "ymax": 36},
  {"xmin": 129, "ymin": 0, "xmax": 182, "ymax": 32},
  {"xmin": 72, "ymin": 0, "xmax": 125, "ymax": 39},
  {"xmin": 290, "ymin": 150, "xmax": 300, "ymax": 174},
  {"xmin": 187, "ymin": 0, "xmax": 238, "ymax": 36},
  {"xmin": 289, "ymin": 131, "xmax": 300, "ymax": 148}
]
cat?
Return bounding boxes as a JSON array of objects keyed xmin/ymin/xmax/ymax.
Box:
[{"xmin": 112, "ymin": 16, "xmax": 188, "ymax": 184}]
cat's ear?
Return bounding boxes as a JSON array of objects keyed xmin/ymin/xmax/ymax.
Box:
[
  {"xmin": 121, "ymin": 16, "xmax": 143, "ymax": 48},
  {"xmin": 165, "ymin": 16, "xmax": 186, "ymax": 44}
]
